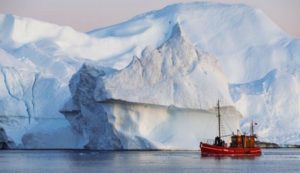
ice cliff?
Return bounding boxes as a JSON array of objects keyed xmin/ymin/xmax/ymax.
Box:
[
  {"xmin": 61, "ymin": 24, "xmax": 241, "ymax": 149},
  {"xmin": 0, "ymin": 2, "xmax": 299, "ymax": 148}
]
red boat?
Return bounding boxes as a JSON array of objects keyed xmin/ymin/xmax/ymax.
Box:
[
  {"xmin": 200, "ymin": 100, "xmax": 262, "ymax": 156},
  {"xmin": 200, "ymin": 143, "xmax": 261, "ymax": 156}
]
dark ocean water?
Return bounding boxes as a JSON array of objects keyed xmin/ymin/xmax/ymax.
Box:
[{"xmin": 0, "ymin": 149, "xmax": 299, "ymax": 173}]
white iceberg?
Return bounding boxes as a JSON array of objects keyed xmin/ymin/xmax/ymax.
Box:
[
  {"xmin": 61, "ymin": 24, "xmax": 241, "ymax": 149},
  {"xmin": 0, "ymin": 2, "xmax": 299, "ymax": 148}
]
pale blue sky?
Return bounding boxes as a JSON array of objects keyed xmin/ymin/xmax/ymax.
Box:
[{"xmin": 0, "ymin": 0, "xmax": 299, "ymax": 37}]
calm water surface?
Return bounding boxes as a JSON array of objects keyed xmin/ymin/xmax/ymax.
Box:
[{"xmin": 0, "ymin": 149, "xmax": 300, "ymax": 173}]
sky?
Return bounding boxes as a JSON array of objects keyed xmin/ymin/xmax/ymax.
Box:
[{"xmin": 0, "ymin": 0, "xmax": 299, "ymax": 37}]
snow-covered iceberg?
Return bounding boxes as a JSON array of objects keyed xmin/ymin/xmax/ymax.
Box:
[
  {"xmin": 0, "ymin": 14, "xmax": 89, "ymax": 148},
  {"xmin": 0, "ymin": 48, "xmax": 85, "ymax": 148},
  {"xmin": 61, "ymin": 24, "xmax": 241, "ymax": 149},
  {"xmin": 0, "ymin": 2, "xmax": 299, "ymax": 148}
]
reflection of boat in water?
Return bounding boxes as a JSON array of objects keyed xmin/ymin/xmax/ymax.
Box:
[{"xmin": 200, "ymin": 100, "xmax": 261, "ymax": 156}]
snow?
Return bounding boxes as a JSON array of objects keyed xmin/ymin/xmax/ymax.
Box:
[
  {"xmin": 0, "ymin": 1, "xmax": 299, "ymax": 148},
  {"xmin": 94, "ymin": 24, "xmax": 233, "ymax": 109}
]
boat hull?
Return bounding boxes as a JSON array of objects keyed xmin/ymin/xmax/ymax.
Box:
[{"xmin": 200, "ymin": 143, "xmax": 261, "ymax": 156}]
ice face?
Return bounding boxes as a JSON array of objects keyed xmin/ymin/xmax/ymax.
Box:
[{"xmin": 61, "ymin": 24, "xmax": 240, "ymax": 150}]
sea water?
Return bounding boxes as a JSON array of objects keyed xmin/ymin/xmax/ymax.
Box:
[{"xmin": 0, "ymin": 149, "xmax": 299, "ymax": 173}]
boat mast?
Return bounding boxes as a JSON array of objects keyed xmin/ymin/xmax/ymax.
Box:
[
  {"xmin": 250, "ymin": 120, "xmax": 254, "ymax": 136},
  {"xmin": 217, "ymin": 100, "xmax": 221, "ymax": 138}
]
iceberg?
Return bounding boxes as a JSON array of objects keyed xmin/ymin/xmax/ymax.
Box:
[
  {"xmin": 61, "ymin": 24, "xmax": 241, "ymax": 149},
  {"xmin": 0, "ymin": 2, "xmax": 299, "ymax": 148}
]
